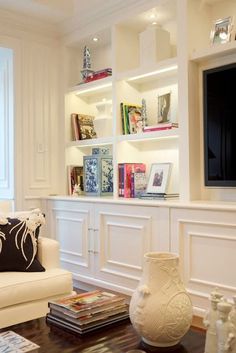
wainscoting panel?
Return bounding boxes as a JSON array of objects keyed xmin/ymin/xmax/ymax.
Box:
[{"xmin": 171, "ymin": 207, "xmax": 236, "ymax": 315}]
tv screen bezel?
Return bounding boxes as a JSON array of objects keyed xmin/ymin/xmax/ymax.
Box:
[{"xmin": 203, "ymin": 62, "xmax": 236, "ymax": 187}]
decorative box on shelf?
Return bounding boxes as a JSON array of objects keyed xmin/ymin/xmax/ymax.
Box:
[
  {"xmin": 92, "ymin": 146, "xmax": 110, "ymax": 155},
  {"xmin": 83, "ymin": 148, "xmax": 113, "ymax": 196},
  {"xmin": 139, "ymin": 24, "xmax": 171, "ymax": 67}
]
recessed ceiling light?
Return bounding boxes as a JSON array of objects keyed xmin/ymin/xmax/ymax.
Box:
[
  {"xmin": 149, "ymin": 13, "xmax": 156, "ymax": 19},
  {"xmin": 93, "ymin": 37, "xmax": 99, "ymax": 42}
]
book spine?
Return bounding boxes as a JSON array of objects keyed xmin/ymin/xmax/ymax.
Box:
[
  {"xmin": 130, "ymin": 165, "xmax": 135, "ymax": 198},
  {"xmin": 118, "ymin": 163, "xmax": 124, "ymax": 197},
  {"xmin": 124, "ymin": 164, "xmax": 132, "ymax": 198},
  {"xmin": 120, "ymin": 103, "xmax": 125, "ymax": 135},
  {"xmin": 71, "ymin": 113, "xmax": 80, "ymax": 140}
]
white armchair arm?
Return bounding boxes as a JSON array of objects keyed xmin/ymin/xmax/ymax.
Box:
[{"xmin": 37, "ymin": 237, "xmax": 60, "ymax": 269}]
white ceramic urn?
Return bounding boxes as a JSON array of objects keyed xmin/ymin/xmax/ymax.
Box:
[
  {"xmin": 94, "ymin": 100, "xmax": 112, "ymax": 138},
  {"xmin": 129, "ymin": 252, "xmax": 193, "ymax": 347}
]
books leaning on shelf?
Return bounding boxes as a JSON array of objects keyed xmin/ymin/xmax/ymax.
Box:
[
  {"xmin": 139, "ymin": 192, "xmax": 179, "ymax": 200},
  {"xmin": 120, "ymin": 103, "xmax": 143, "ymax": 135},
  {"xmin": 67, "ymin": 165, "xmax": 84, "ymax": 195},
  {"xmin": 46, "ymin": 290, "xmax": 129, "ymax": 335},
  {"xmin": 0, "ymin": 331, "xmax": 40, "ymax": 352},
  {"xmin": 77, "ymin": 114, "xmax": 97, "ymax": 140},
  {"xmin": 71, "ymin": 113, "xmax": 80, "ymax": 140},
  {"xmin": 118, "ymin": 163, "xmax": 146, "ymax": 198},
  {"xmin": 143, "ymin": 122, "xmax": 178, "ymax": 133}
]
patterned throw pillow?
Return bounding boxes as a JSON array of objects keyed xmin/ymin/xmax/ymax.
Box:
[{"xmin": 0, "ymin": 209, "xmax": 46, "ymax": 272}]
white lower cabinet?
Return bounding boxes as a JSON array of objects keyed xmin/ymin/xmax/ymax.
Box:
[
  {"xmin": 46, "ymin": 199, "xmax": 169, "ymax": 295},
  {"xmin": 171, "ymin": 207, "xmax": 236, "ymax": 316}
]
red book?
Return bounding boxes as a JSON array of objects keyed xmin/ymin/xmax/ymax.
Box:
[{"xmin": 122, "ymin": 163, "xmax": 146, "ymax": 198}]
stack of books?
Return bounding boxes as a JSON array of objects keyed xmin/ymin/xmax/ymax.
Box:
[
  {"xmin": 139, "ymin": 192, "xmax": 179, "ymax": 200},
  {"xmin": 83, "ymin": 68, "xmax": 112, "ymax": 83},
  {"xmin": 143, "ymin": 122, "xmax": 178, "ymax": 132},
  {"xmin": 0, "ymin": 331, "xmax": 39, "ymax": 352},
  {"xmin": 46, "ymin": 290, "xmax": 129, "ymax": 335}
]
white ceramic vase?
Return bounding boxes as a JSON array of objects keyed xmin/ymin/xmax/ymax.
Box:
[
  {"xmin": 129, "ymin": 252, "xmax": 193, "ymax": 347},
  {"xmin": 94, "ymin": 100, "xmax": 112, "ymax": 138}
]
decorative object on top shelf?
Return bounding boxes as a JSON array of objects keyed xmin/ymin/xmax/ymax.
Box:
[
  {"xmin": 93, "ymin": 100, "xmax": 112, "ymax": 138},
  {"xmin": 139, "ymin": 24, "xmax": 171, "ymax": 67},
  {"xmin": 129, "ymin": 252, "xmax": 192, "ymax": 347},
  {"xmin": 210, "ymin": 17, "xmax": 233, "ymax": 45},
  {"xmin": 146, "ymin": 162, "xmax": 171, "ymax": 194},
  {"xmin": 80, "ymin": 46, "xmax": 94, "ymax": 82},
  {"xmin": 83, "ymin": 148, "xmax": 113, "ymax": 196},
  {"xmin": 77, "ymin": 114, "xmax": 97, "ymax": 140},
  {"xmin": 141, "ymin": 98, "xmax": 147, "ymax": 127},
  {"xmin": 157, "ymin": 92, "xmax": 171, "ymax": 123}
]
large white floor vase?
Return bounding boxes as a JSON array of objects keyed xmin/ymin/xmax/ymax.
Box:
[{"xmin": 129, "ymin": 252, "xmax": 193, "ymax": 347}]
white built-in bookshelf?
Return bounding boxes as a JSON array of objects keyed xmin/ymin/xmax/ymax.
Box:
[{"xmin": 64, "ymin": 0, "xmax": 236, "ymax": 202}]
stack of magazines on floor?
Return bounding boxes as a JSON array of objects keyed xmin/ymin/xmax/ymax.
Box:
[{"xmin": 46, "ymin": 290, "xmax": 129, "ymax": 334}]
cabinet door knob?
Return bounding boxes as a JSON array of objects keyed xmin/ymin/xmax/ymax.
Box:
[{"xmin": 88, "ymin": 249, "xmax": 94, "ymax": 253}]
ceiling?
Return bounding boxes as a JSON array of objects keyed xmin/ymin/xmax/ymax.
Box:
[{"xmin": 0, "ymin": 0, "xmax": 113, "ymax": 25}]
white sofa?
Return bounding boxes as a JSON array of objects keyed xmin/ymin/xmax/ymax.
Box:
[{"xmin": 0, "ymin": 237, "xmax": 73, "ymax": 329}]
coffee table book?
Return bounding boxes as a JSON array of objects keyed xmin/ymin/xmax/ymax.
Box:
[
  {"xmin": 0, "ymin": 330, "xmax": 39, "ymax": 352},
  {"xmin": 46, "ymin": 311, "xmax": 130, "ymax": 335},
  {"xmin": 48, "ymin": 290, "xmax": 126, "ymax": 318}
]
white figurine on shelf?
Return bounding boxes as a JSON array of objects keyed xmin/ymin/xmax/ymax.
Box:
[
  {"xmin": 72, "ymin": 184, "xmax": 82, "ymax": 196},
  {"xmin": 216, "ymin": 300, "xmax": 235, "ymax": 353},
  {"xmin": 204, "ymin": 288, "xmax": 224, "ymax": 353}
]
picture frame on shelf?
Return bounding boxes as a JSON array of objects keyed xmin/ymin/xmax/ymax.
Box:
[
  {"xmin": 210, "ymin": 17, "xmax": 233, "ymax": 45},
  {"xmin": 146, "ymin": 163, "xmax": 171, "ymax": 194},
  {"xmin": 157, "ymin": 92, "xmax": 171, "ymax": 123}
]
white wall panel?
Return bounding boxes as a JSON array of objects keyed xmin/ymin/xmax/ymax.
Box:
[
  {"xmin": 0, "ymin": 47, "xmax": 13, "ymax": 199},
  {"xmin": 22, "ymin": 42, "xmax": 61, "ymax": 195}
]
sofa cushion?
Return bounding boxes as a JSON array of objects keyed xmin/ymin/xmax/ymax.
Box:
[
  {"xmin": 0, "ymin": 209, "xmax": 45, "ymax": 272},
  {"xmin": 0, "ymin": 269, "xmax": 73, "ymax": 309}
]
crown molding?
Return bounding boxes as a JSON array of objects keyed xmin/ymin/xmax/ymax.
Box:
[
  {"xmin": 0, "ymin": 0, "xmax": 168, "ymax": 44},
  {"xmin": 0, "ymin": 8, "xmax": 60, "ymax": 40},
  {"xmin": 60, "ymin": 0, "xmax": 162, "ymax": 44}
]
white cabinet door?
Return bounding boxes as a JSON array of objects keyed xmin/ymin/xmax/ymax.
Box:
[
  {"xmin": 93, "ymin": 203, "xmax": 169, "ymax": 294},
  {"xmin": 171, "ymin": 207, "xmax": 236, "ymax": 316},
  {"xmin": 49, "ymin": 200, "xmax": 94, "ymax": 280}
]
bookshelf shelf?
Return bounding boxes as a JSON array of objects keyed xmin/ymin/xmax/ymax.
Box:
[
  {"xmin": 116, "ymin": 128, "xmax": 179, "ymax": 143},
  {"xmin": 117, "ymin": 57, "xmax": 178, "ymax": 84},
  {"xmin": 66, "ymin": 137, "xmax": 113, "ymax": 148},
  {"xmin": 69, "ymin": 76, "xmax": 113, "ymax": 98},
  {"xmin": 190, "ymin": 41, "xmax": 236, "ymax": 63}
]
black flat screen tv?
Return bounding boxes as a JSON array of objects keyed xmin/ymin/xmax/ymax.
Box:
[{"xmin": 203, "ymin": 63, "xmax": 236, "ymax": 187}]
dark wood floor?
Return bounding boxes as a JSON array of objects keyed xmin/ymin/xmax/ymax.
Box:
[{"xmin": 1, "ymin": 317, "xmax": 206, "ymax": 353}]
